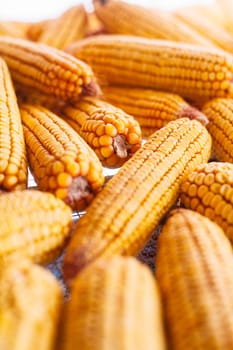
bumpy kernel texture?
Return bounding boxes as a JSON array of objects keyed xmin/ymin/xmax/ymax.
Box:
[
  {"xmin": 0, "ymin": 57, "xmax": 27, "ymax": 191},
  {"xmin": 63, "ymin": 118, "xmax": 211, "ymax": 284},
  {"xmin": 94, "ymin": 0, "xmax": 214, "ymax": 46},
  {"xmin": 21, "ymin": 104, "xmax": 104, "ymax": 210},
  {"xmin": 60, "ymin": 97, "xmax": 142, "ymax": 167},
  {"xmin": 0, "ymin": 190, "xmax": 72, "ymax": 265},
  {"xmin": 67, "ymin": 34, "xmax": 233, "ymax": 104},
  {"xmin": 202, "ymin": 98, "xmax": 233, "ymax": 162},
  {"xmin": 0, "ymin": 260, "xmax": 62, "ymax": 350},
  {"xmin": 101, "ymin": 86, "xmax": 208, "ymax": 137},
  {"xmin": 58, "ymin": 257, "xmax": 166, "ymax": 350},
  {"xmin": 181, "ymin": 162, "xmax": 233, "ymax": 243},
  {"xmin": 0, "ymin": 36, "xmax": 100, "ymax": 101},
  {"xmin": 38, "ymin": 5, "xmax": 87, "ymax": 50},
  {"xmin": 156, "ymin": 208, "xmax": 233, "ymax": 350}
]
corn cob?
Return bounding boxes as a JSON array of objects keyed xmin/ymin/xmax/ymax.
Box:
[
  {"xmin": 27, "ymin": 19, "xmax": 53, "ymax": 41},
  {"xmin": 20, "ymin": 104, "xmax": 104, "ymax": 210},
  {"xmin": 93, "ymin": 0, "xmax": 214, "ymax": 47},
  {"xmin": 39, "ymin": 5, "xmax": 87, "ymax": 50},
  {"xmin": 85, "ymin": 11, "xmax": 105, "ymax": 37},
  {"xmin": 202, "ymin": 98, "xmax": 233, "ymax": 162},
  {"xmin": 60, "ymin": 97, "xmax": 142, "ymax": 167},
  {"xmin": 0, "ymin": 36, "xmax": 100, "ymax": 101},
  {"xmin": 58, "ymin": 256, "xmax": 166, "ymax": 350},
  {"xmin": 63, "ymin": 118, "xmax": 211, "ymax": 283},
  {"xmin": 67, "ymin": 35, "xmax": 233, "ymax": 104},
  {"xmin": 0, "ymin": 259, "xmax": 62, "ymax": 350},
  {"xmin": 175, "ymin": 7, "xmax": 233, "ymax": 54},
  {"xmin": 156, "ymin": 208, "xmax": 233, "ymax": 350},
  {"xmin": 101, "ymin": 86, "xmax": 208, "ymax": 137},
  {"xmin": 0, "ymin": 190, "xmax": 72, "ymax": 265},
  {"xmin": 0, "ymin": 57, "xmax": 27, "ymax": 191},
  {"xmin": 181, "ymin": 162, "xmax": 233, "ymax": 244}
]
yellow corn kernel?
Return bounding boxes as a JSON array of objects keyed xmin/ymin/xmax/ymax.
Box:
[
  {"xmin": 60, "ymin": 97, "xmax": 142, "ymax": 167},
  {"xmin": 58, "ymin": 257, "xmax": 166, "ymax": 350},
  {"xmin": 181, "ymin": 162, "xmax": 233, "ymax": 243},
  {"xmin": 156, "ymin": 208, "xmax": 233, "ymax": 350},
  {"xmin": 21, "ymin": 104, "xmax": 104, "ymax": 210},
  {"xmin": 63, "ymin": 118, "xmax": 211, "ymax": 284}
]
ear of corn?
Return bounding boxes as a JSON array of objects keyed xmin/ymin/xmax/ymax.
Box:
[
  {"xmin": 58, "ymin": 256, "xmax": 166, "ymax": 350},
  {"xmin": 175, "ymin": 7, "xmax": 233, "ymax": 54},
  {"xmin": 27, "ymin": 19, "xmax": 53, "ymax": 41},
  {"xmin": 0, "ymin": 190, "xmax": 72, "ymax": 265},
  {"xmin": 0, "ymin": 260, "xmax": 62, "ymax": 350},
  {"xmin": 38, "ymin": 5, "xmax": 87, "ymax": 50},
  {"xmin": 60, "ymin": 97, "xmax": 142, "ymax": 167},
  {"xmin": 156, "ymin": 208, "xmax": 233, "ymax": 350},
  {"xmin": 0, "ymin": 36, "xmax": 100, "ymax": 101},
  {"xmin": 67, "ymin": 35, "xmax": 233, "ymax": 104},
  {"xmin": 20, "ymin": 104, "xmax": 104, "ymax": 210},
  {"xmin": 181, "ymin": 162, "xmax": 233, "ymax": 244},
  {"xmin": 202, "ymin": 98, "xmax": 233, "ymax": 162},
  {"xmin": 94, "ymin": 0, "xmax": 214, "ymax": 47},
  {"xmin": 63, "ymin": 118, "xmax": 211, "ymax": 284},
  {"xmin": 0, "ymin": 57, "xmax": 27, "ymax": 191},
  {"xmin": 101, "ymin": 86, "xmax": 208, "ymax": 137},
  {"xmin": 85, "ymin": 11, "xmax": 105, "ymax": 37}
]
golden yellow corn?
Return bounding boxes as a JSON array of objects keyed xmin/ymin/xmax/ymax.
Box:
[
  {"xmin": 27, "ymin": 19, "xmax": 53, "ymax": 41},
  {"xmin": 0, "ymin": 57, "xmax": 27, "ymax": 191},
  {"xmin": 94, "ymin": 0, "xmax": 214, "ymax": 46},
  {"xmin": 181, "ymin": 162, "xmax": 233, "ymax": 244},
  {"xmin": 60, "ymin": 97, "xmax": 142, "ymax": 167},
  {"xmin": 85, "ymin": 11, "xmax": 105, "ymax": 37},
  {"xmin": 202, "ymin": 98, "xmax": 233, "ymax": 162},
  {"xmin": 39, "ymin": 5, "xmax": 87, "ymax": 50},
  {"xmin": 156, "ymin": 208, "xmax": 233, "ymax": 350},
  {"xmin": 0, "ymin": 190, "xmax": 72, "ymax": 265},
  {"xmin": 58, "ymin": 256, "xmax": 166, "ymax": 350},
  {"xmin": 67, "ymin": 35, "xmax": 233, "ymax": 104},
  {"xmin": 0, "ymin": 36, "xmax": 100, "ymax": 101},
  {"xmin": 175, "ymin": 7, "xmax": 233, "ymax": 54},
  {"xmin": 20, "ymin": 104, "xmax": 104, "ymax": 210},
  {"xmin": 101, "ymin": 86, "xmax": 208, "ymax": 137},
  {"xmin": 0, "ymin": 259, "xmax": 62, "ymax": 350},
  {"xmin": 63, "ymin": 118, "xmax": 211, "ymax": 284}
]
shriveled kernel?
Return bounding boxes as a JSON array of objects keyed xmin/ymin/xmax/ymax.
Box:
[{"xmin": 202, "ymin": 191, "xmax": 214, "ymax": 206}]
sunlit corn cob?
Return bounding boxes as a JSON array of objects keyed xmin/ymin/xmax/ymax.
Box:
[
  {"xmin": 101, "ymin": 86, "xmax": 208, "ymax": 137},
  {"xmin": 0, "ymin": 260, "xmax": 62, "ymax": 350},
  {"xmin": 85, "ymin": 11, "xmax": 105, "ymax": 37},
  {"xmin": 20, "ymin": 104, "xmax": 104, "ymax": 210},
  {"xmin": 67, "ymin": 35, "xmax": 233, "ymax": 104},
  {"xmin": 27, "ymin": 19, "xmax": 53, "ymax": 41},
  {"xmin": 156, "ymin": 208, "xmax": 233, "ymax": 350},
  {"xmin": 181, "ymin": 162, "xmax": 233, "ymax": 244},
  {"xmin": 60, "ymin": 97, "xmax": 142, "ymax": 167},
  {"xmin": 175, "ymin": 7, "xmax": 233, "ymax": 54},
  {"xmin": 202, "ymin": 98, "xmax": 233, "ymax": 162},
  {"xmin": 0, "ymin": 190, "xmax": 72, "ymax": 265},
  {"xmin": 0, "ymin": 57, "xmax": 27, "ymax": 191},
  {"xmin": 0, "ymin": 36, "xmax": 100, "ymax": 101},
  {"xmin": 63, "ymin": 118, "xmax": 211, "ymax": 283},
  {"xmin": 93, "ymin": 0, "xmax": 213, "ymax": 47},
  {"xmin": 39, "ymin": 5, "xmax": 87, "ymax": 50},
  {"xmin": 58, "ymin": 256, "xmax": 166, "ymax": 350}
]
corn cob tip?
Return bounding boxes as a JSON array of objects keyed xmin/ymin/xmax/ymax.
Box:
[
  {"xmin": 182, "ymin": 106, "xmax": 209, "ymax": 126},
  {"xmin": 81, "ymin": 79, "xmax": 102, "ymax": 97},
  {"xmin": 65, "ymin": 177, "xmax": 92, "ymax": 209}
]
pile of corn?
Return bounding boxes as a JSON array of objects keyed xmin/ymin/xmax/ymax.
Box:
[{"xmin": 1, "ymin": 0, "xmax": 233, "ymax": 348}]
